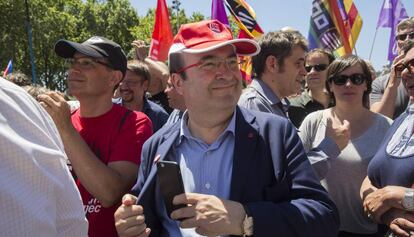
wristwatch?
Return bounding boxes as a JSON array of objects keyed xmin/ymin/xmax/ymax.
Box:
[
  {"xmin": 402, "ymin": 189, "xmax": 414, "ymax": 211},
  {"xmin": 242, "ymin": 204, "xmax": 254, "ymax": 236}
]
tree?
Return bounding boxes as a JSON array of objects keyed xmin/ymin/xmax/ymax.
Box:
[
  {"xmin": 0, "ymin": 0, "xmax": 140, "ymax": 91},
  {"xmin": 130, "ymin": 8, "xmax": 205, "ymax": 46},
  {"xmin": 0, "ymin": 0, "xmax": 208, "ymax": 92}
]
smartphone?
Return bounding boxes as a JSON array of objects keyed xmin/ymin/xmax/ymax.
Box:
[{"xmin": 156, "ymin": 160, "xmax": 186, "ymax": 217}]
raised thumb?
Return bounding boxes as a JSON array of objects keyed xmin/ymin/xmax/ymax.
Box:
[{"xmin": 121, "ymin": 194, "xmax": 138, "ymax": 206}]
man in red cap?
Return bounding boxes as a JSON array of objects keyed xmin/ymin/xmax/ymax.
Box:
[{"xmin": 114, "ymin": 20, "xmax": 339, "ymax": 237}]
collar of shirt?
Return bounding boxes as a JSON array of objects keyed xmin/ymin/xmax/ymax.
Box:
[
  {"xmin": 297, "ymin": 90, "xmax": 325, "ymax": 108},
  {"xmin": 250, "ymin": 78, "xmax": 282, "ymax": 106},
  {"xmin": 177, "ymin": 109, "xmax": 237, "ymax": 147},
  {"xmin": 386, "ymin": 105, "xmax": 414, "ymax": 157},
  {"xmin": 280, "ymin": 97, "xmax": 290, "ymax": 113},
  {"xmin": 117, "ymin": 97, "xmax": 149, "ymax": 111},
  {"xmin": 142, "ymin": 97, "xmax": 151, "ymax": 114}
]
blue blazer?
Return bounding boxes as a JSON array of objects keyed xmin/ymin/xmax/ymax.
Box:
[{"xmin": 132, "ymin": 106, "xmax": 339, "ymax": 237}]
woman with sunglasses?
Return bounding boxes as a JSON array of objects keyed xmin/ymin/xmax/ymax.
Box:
[
  {"xmin": 361, "ymin": 40, "xmax": 414, "ymax": 237},
  {"xmin": 299, "ymin": 55, "xmax": 393, "ymax": 237},
  {"xmin": 288, "ymin": 48, "xmax": 335, "ymax": 127}
]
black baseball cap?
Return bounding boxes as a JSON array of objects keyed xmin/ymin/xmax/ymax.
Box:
[{"xmin": 54, "ymin": 36, "xmax": 127, "ymax": 77}]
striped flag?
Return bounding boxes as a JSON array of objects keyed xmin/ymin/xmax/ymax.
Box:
[
  {"xmin": 308, "ymin": 0, "xmax": 362, "ymax": 57},
  {"xmin": 224, "ymin": 0, "xmax": 264, "ymax": 82},
  {"xmin": 3, "ymin": 60, "xmax": 12, "ymax": 78},
  {"xmin": 224, "ymin": 0, "xmax": 263, "ymax": 38}
]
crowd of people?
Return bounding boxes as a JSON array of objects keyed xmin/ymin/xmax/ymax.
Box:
[{"xmin": 1, "ymin": 16, "xmax": 414, "ymax": 237}]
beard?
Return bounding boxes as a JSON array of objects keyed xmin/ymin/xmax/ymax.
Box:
[{"xmin": 120, "ymin": 90, "xmax": 134, "ymax": 103}]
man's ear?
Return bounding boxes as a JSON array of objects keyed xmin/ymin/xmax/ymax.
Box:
[
  {"xmin": 110, "ymin": 71, "xmax": 123, "ymax": 87},
  {"xmin": 171, "ymin": 73, "xmax": 184, "ymax": 96},
  {"xmin": 265, "ymin": 55, "xmax": 278, "ymax": 73},
  {"xmin": 142, "ymin": 79, "xmax": 150, "ymax": 91}
]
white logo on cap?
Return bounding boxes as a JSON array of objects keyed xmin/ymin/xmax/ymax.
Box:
[
  {"xmin": 86, "ymin": 37, "xmax": 105, "ymax": 44},
  {"xmin": 209, "ymin": 22, "xmax": 221, "ymax": 33}
]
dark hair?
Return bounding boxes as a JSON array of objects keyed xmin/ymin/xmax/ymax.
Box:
[
  {"xmin": 326, "ymin": 55, "xmax": 372, "ymax": 109},
  {"xmin": 168, "ymin": 53, "xmax": 187, "ymax": 79},
  {"xmin": 305, "ymin": 48, "xmax": 335, "ymax": 64},
  {"xmin": 253, "ymin": 31, "xmax": 308, "ymax": 78},
  {"xmin": 5, "ymin": 72, "xmax": 31, "ymax": 87},
  {"xmin": 127, "ymin": 60, "xmax": 151, "ymax": 84}
]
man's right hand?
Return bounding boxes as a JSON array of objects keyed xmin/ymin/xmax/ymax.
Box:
[
  {"xmin": 38, "ymin": 92, "xmax": 73, "ymax": 134},
  {"xmin": 114, "ymin": 194, "xmax": 151, "ymax": 237},
  {"xmin": 132, "ymin": 40, "xmax": 149, "ymax": 61},
  {"xmin": 325, "ymin": 117, "xmax": 350, "ymax": 151}
]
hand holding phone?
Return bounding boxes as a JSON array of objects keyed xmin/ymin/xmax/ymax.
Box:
[{"xmin": 157, "ymin": 161, "xmax": 187, "ymax": 217}]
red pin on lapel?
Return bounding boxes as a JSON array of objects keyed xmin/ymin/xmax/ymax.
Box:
[{"xmin": 248, "ymin": 132, "xmax": 254, "ymax": 139}]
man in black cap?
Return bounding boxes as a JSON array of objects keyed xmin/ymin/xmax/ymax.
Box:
[{"xmin": 38, "ymin": 36, "xmax": 153, "ymax": 237}]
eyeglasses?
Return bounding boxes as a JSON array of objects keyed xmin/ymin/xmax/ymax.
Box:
[
  {"xmin": 305, "ymin": 64, "xmax": 328, "ymax": 73},
  {"xmin": 330, "ymin": 73, "xmax": 367, "ymax": 86},
  {"xmin": 395, "ymin": 59, "xmax": 414, "ymax": 73},
  {"xmin": 65, "ymin": 57, "xmax": 113, "ymax": 70},
  {"xmin": 176, "ymin": 56, "xmax": 244, "ymax": 74},
  {"xmin": 395, "ymin": 32, "xmax": 414, "ymax": 41}
]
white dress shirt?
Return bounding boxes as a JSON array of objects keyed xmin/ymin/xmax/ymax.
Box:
[{"xmin": 0, "ymin": 79, "xmax": 88, "ymax": 237}]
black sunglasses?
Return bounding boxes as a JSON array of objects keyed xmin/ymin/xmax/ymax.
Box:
[
  {"xmin": 330, "ymin": 74, "xmax": 367, "ymax": 86},
  {"xmin": 305, "ymin": 64, "xmax": 328, "ymax": 73},
  {"xmin": 396, "ymin": 32, "xmax": 414, "ymax": 41}
]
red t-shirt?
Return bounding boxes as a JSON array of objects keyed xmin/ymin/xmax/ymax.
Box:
[{"xmin": 71, "ymin": 104, "xmax": 152, "ymax": 237}]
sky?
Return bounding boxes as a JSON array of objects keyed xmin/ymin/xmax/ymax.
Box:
[{"xmin": 130, "ymin": 0, "xmax": 414, "ymax": 71}]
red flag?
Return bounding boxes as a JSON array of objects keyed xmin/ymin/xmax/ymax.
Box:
[{"xmin": 149, "ymin": 0, "xmax": 173, "ymax": 62}]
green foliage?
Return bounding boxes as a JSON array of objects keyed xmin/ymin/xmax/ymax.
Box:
[
  {"xmin": 228, "ymin": 16, "xmax": 240, "ymax": 38},
  {"xmin": 131, "ymin": 8, "xmax": 205, "ymax": 45},
  {"xmin": 130, "ymin": 9, "xmax": 155, "ymax": 45},
  {"xmin": 0, "ymin": 0, "xmax": 139, "ymax": 91},
  {"xmin": 0, "ymin": 0, "xmax": 207, "ymax": 91}
]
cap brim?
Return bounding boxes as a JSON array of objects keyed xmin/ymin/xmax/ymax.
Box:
[
  {"xmin": 54, "ymin": 40, "xmax": 107, "ymax": 58},
  {"xmin": 182, "ymin": 38, "xmax": 260, "ymax": 56}
]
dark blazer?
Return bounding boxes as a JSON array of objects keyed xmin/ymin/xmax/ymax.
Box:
[{"xmin": 132, "ymin": 106, "xmax": 339, "ymax": 237}]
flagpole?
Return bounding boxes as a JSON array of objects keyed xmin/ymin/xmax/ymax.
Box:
[
  {"xmin": 369, "ymin": 28, "xmax": 379, "ymax": 61},
  {"xmin": 25, "ymin": 0, "xmax": 37, "ymax": 84},
  {"xmin": 348, "ymin": 28, "xmax": 358, "ymax": 56}
]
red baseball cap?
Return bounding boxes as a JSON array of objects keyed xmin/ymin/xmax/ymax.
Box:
[{"xmin": 168, "ymin": 20, "xmax": 260, "ymax": 57}]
